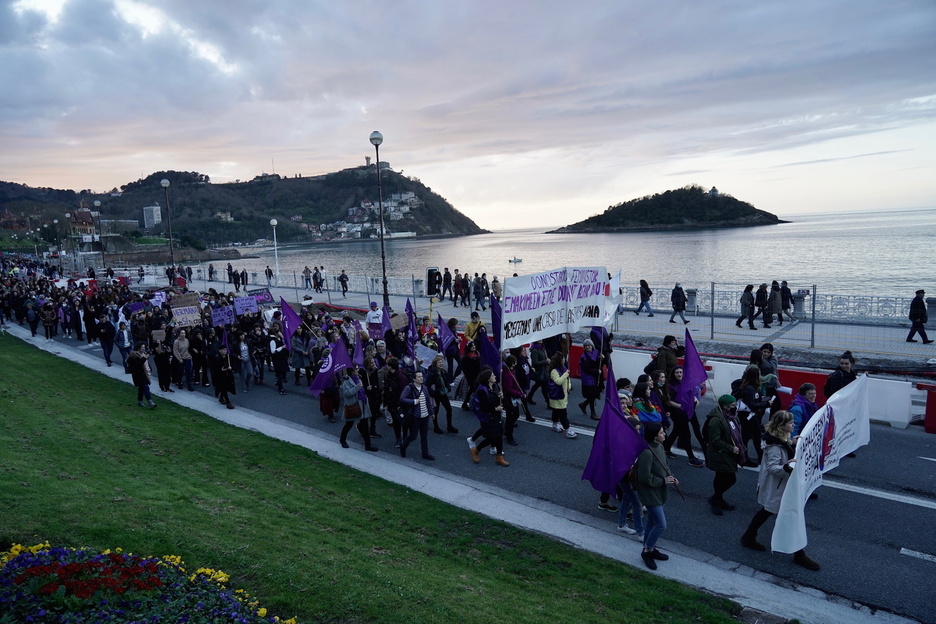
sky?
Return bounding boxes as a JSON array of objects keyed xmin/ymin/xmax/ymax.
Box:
[{"xmin": 2, "ymin": 0, "xmax": 935, "ymax": 229}]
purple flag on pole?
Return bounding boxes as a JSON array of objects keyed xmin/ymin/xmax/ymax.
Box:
[
  {"xmin": 279, "ymin": 297, "xmax": 302, "ymax": 353},
  {"xmin": 381, "ymin": 306, "xmax": 393, "ymax": 338},
  {"xmin": 404, "ymin": 298, "xmax": 417, "ymax": 357},
  {"xmin": 436, "ymin": 313, "xmax": 455, "ymax": 355},
  {"xmin": 308, "ymin": 335, "xmax": 353, "ymax": 397},
  {"xmin": 677, "ymin": 329, "xmax": 707, "ymax": 416},
  {"xmin": 476, "ymin": 325, "xmax": 501, "ymax": 376},
  {"xmin": 221, "ymin": 327, "xmax": 228, "ymax": 350},
  {"xmin": 352, "ymin": 329, "xmax": 364, "ymax": 366},
  {"xmin": 490, "ymin": 294, "xmax": 502, "ymax": 352},
  {"xmin": 582, "ymin": 361, "xmax": 649, "ymax": 495}
]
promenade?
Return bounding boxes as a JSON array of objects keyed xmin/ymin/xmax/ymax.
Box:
[{"xmin": 7, "ymin": 275, "xmax": 935, "ymax": 623}]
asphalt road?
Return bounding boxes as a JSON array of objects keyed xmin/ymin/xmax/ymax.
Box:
[{"xmin": 53, "ymin": 335, "xmax": 936, "ymax": 623}]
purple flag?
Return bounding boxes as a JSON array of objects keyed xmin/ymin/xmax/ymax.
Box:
[
  {"xmin": 437, "ymin": 313, "xmax": 455, "ymax": 355},
  {"xmin": 476, "ymin": 325, "xmax": 501, "ymax": 376},
  {"xmin": 308, "ymin": 335, "xmax": 353, "ymax": 397},
  {"xmin": 220, "ymin": 327, "xmax": 228, "ymax": 350},
  {"xmin": 677, "ymin": 329, "xmax": 707, "ymax": 416},
  {"xmin": 581, "ymin": 361, "xmax": 649, "ymax": 495},
  {"xmin": 279, "ymin": 297, "xmax": 302, "ymax": 353},
  {"xmin": 490, "ymin": 294, "xmax": 502, "ymax": 352},
  {"xmin": 352, "ymin": 328, "xmax": 364, "ymax": 366},
  {"xmin": 404, "ymin": 298, "xmax": 417, "ymax": 357},
  {"xmin": 381, "ymin": 305, "xmax": 393, "ymax": 338}
]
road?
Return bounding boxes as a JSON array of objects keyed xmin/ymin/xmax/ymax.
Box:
[{"xmin": 30, "ymin": 326, "xmax": 936, "ymax": 623}]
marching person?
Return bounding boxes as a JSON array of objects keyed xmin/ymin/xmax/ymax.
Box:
[
  {"xmin": 636, "ymin": 422, "xmax": 678, "ymax": 570},
  {"xmin": 740, "ymin": 410, "xmax": 821, "ymax": 571},
  {"xmin": 906, "ymin": 289, "xmax": 932, "ymax": 344},
  {"xmin": 704, "ymin": 395, "xmax": 745, "ymax": 516},
  {"xmin": 399, "ymin": 370, "xmax": 435, "ymax": 461},
  {"xmin": 127, "ymin": 343, "xmax": 157, "ymax": 409}
]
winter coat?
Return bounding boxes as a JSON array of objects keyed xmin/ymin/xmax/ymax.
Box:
[
  {"xmin": 756, "ymin": 433, "xmax": 796, "ymax": 514},
  {"xmin": 339, "ymin": 375, "xmax": 365, "ymax": 420},
  {"xmin": 754, "ymin": 286, "xmax": 769, "ymax": 309},
  {"xmin": 739, "ymin": 291, "xmax": 754, "ymax": 316},
  {"xmin": 909, "ymin": 295, "xmax": 928, "ymax": 323},
  {"xmin": 530, "ymin": 344, "xmax": 549, "ymax": 382},
  {"xmin": 290, "ymin": 334, "xmax": 310, "ymax": 369},
  {"xmin": 640, "ymin": 284, "xmax": 653, "ymax": 303},
  {"xmin": 655, "ymin": 346, "xmax": 678, "ymax": 376},
  {"xmin": 127, "ymin": 351, "xmax": 151, "ymax": 388},
  {"xmin": 767, "ymin": 286, "xmax": 782, "ymax": 313},
  {"xmin": 636, "ymin": 443, "xmax": 671, "ymax": 508},
  {"xmin": 579, "ymin": 349, "xmax": 601, "ymax": 387},
  {"xmin": 400, "ymin": 382, "xmax": 435, "ymax": 419},
  {"xmin": 704, "ymin": 406, "xmax": 743, "ymax": 473},
  {"xmin": 790, "ymin": 393, "xmax": 818, "ymax": 436},
  {"xmin": 670, "ymin": 287, "xmax": 687, "ymax": 311}
]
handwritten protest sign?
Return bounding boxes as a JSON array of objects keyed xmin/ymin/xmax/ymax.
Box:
[
  {"xmin": 501, "ymin": 266, "xmax": 609, "ymax": 350},
  {"xmin": 233, "ymin": 296, "xmax": 258, "ymax": 315},
  {"xmin": 150, "ymin": 291, "xmax": 166, "ymax": 306},
  {"xmin": 171, "ymin": 305, "xmax": 201, "ymax": 327},
  {"xmin": 171, "ymin": 293, "xmax": 200, "ymax": 308},
  {"xmin": 211, "ymin": 305, "xmax": 235, "ymax": 327}
]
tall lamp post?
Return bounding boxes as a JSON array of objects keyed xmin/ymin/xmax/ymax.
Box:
[
  {"xmin": 160, "ymin": 179, "xmax": 175, "ymax": 268},
  {"xmin": 270, "ymin": 219, "xmax": 279, "ymax": 287},
  {"xmin": 369, "ymin": 131, "xmax": 390, "ymax": 310},
  {"xmin": 63, "ymin": 212, "xmax": 74, "ymax": 274},
  {"xmin": 93, "ymin": 200, "xmax": 105, "ymax": 270}
]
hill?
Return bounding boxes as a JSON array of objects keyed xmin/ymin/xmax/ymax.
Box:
[
  {"xmin": 549, "ymin": 185, "xmax": 786, "ymax": 233},
  {"xmin": 0, "ymin": 167, "xmax": 487, "ymax": 249}
]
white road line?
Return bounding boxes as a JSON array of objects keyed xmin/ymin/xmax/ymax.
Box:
[
  {"xmin": 900, "ymin": 548, "xmax": 936, "ymax": 564},
  {"xmin": 920, "ymin": 457, "xmax": 936, "ymax": 463}
]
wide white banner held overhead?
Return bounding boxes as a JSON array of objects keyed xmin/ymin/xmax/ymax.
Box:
[{"xmin": 501, "ymin": 266, "xmax": 609, "ymax": 349}]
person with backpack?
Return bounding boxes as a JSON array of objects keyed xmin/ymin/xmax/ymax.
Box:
[
  {"xmin": 636, "ymin": 422, "xmax": 678, "ymax": 570},
  {"xmin": 653, "ymin": 335, "xmax": 680, "ymax": 378},
  {"xmin": 635, "ymin": 279, "xmax": 654, "ymax": 316},
  {"xmin": 547, "ymin": 352, "xmax": 577, "ymax": 439},
  {"xmin": 740, "ymin": 410, "xmax": 821, "ymax": 571},
  {"xmin": 704, "ymin": 395, "xmax": 745, "ymax": 516},
  {"xmin": 467, "ymin": 368, "xmax": 509, "ymax": 466}
]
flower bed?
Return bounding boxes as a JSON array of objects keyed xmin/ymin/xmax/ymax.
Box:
[{"xmin": 0, "ymin": 543, "xmax": 296, "ymax": 623}]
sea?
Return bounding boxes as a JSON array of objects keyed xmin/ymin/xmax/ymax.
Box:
[{"xmin": 195, "ymin": 207, "xmax": 936, "ymax": 298}]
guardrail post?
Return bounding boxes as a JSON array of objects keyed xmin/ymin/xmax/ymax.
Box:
[
  {"xmin": 810, "ymin": 285, "xmax": 817, "ymax": 348},
  {"xmin": 710, "ymin": 281, "xmax": 715, "ymax": 339}
]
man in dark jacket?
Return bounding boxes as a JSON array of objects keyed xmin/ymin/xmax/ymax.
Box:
[
  {"xmin": 906, "ymin": 289, "xmax": 932, "ymax": 344},
  {"xmin": 668, "ymin": 283, "xmax": 689, "ymax": 324},
  {"xmin": 96, "ymin": 315, "xmax": 117, "ymax": 367}
]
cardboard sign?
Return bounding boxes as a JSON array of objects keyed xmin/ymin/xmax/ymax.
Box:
[
  {"xmin": 211, "ymin": 305, "xmax": 235, "ymax": 327},
  {"xmin": 234, "ymin": 296, "xmax": 259, "ymax": 315},
  {"xmin": 171, "ymin": 293, "xmax": 200, "ymax": 308},
  {"xmin": 171, "ymin": 305, "xmax": 201, "ymax": 327}
]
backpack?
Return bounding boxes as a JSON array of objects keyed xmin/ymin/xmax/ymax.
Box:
[{"xmin": 643, "ymin": 357, "xmax": 658, "ymax": 376}]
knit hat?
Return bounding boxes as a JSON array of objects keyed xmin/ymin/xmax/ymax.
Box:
[
  {"xmin": 642, "ymin": 421, "xmax": 663, "ymax": 443},
  {"xmin": 718, "ymin": 394, "xmax": 737, "ymax": 407}
]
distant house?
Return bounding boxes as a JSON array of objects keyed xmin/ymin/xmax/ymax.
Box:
[
  {"xmin": 709, "ymin": 187, "xmax": 720, "ymax": 196},
  {"xmin": 215, "ymin": 212, "xmax": 234, "ymax": 223}
]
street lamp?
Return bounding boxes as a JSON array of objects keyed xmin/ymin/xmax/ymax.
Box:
[
  {"xmin": 64, "ymin": 212, "xmax": 74, "ymax": 274},
  {"xmin": 270, "ymin": 218, "xmax": 279, "ymax": 286},
  {"xmin": 369, "ymin": 130, "xmax": 390, "ymax": 310},
  {"xmin": 160, "ymin": 179, "xmax": 174, "ymax": 268}
]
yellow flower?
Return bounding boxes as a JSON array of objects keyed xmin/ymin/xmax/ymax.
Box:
[{"xmin": 258, "ymin": 608, "xmax": 267, "ymax": 617}]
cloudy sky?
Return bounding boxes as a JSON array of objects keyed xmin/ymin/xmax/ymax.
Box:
[{"xmin": 2, "ymin": 0, "xmax": 935, "ymax": 229}]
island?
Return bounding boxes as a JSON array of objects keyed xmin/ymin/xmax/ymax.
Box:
[{"xmin": 548, "ymin": 185, "xmax": 787, "ymax": 233}]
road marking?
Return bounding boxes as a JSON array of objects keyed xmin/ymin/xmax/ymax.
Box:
[
  {"xmin": 920, "ymin": 457, "xmax": 936, "ymax": 463},
  {"xmin": 900, "ymin": 548, "xmax": 936, "ymax": 564}
]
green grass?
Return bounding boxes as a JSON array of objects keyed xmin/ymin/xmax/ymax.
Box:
[{"xmin": 0, "ymin": 336, "xmax": 739, "ymax": 623}]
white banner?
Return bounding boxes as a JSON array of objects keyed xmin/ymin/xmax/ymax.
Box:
[
  {"xmin": 771, "ymin": 374, "xmax": 870, "ymax": 553},
  {"xmin": 501, "ymin": 266, "xmax": 609, "ymax": 350}
]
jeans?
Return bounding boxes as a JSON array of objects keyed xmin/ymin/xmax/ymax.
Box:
[
  {"xmin": 401, "ymin": 414, "xmax": 430, "ymax": 456},
  {"xmin": 239, "ymin": 358, "xmax": 254, "ymax": 390},
  {"xmin": 636, "ymin": 301, "xmax": 654, "ymax": 315},
  {"xmin": 669, "ymin": 309, "xmax": 687, "ymax": 323},
  {"xmin": 117, "ymin": 345, "xmax": 132, "ymax": 371},
  {"xmin": 617, "ymin": 483, "xmax": 644, "ymax": 534},
  {"xmin": 101, "ymin": 340, "xmax": 115, "ymax": 365},
  {"xmin": 643, "ymin": 505, "xmax": 667, "ymax": 551}
]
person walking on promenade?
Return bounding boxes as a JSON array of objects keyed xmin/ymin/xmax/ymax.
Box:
[
  {"xmin": 654, "ymin": 335, "xmax": 680, "ymax": 377},
  {"xmin": 459, "ymin": 272, "xmax": 471, "ymax": 307},
  {"xmin": 302, "ymin": 266, "xmax": 312, "ymax": 290},
  {"xmin": 472, "ymin": 273, "xmax": 486, "ymax": 311},
  {"xmin": 752, "ymin": 283, "xmax": 771, "ymax": 328},
  {"xmin": 907, "ymin": 289, "xmax": 932, "ymax": 343},
  {"xmin": 547, "ymin": 352, "xmax": 578, "ymax": 438},
  {"xmin": 780, "ymin": 280, "xmax": 797, "ymax": 322},
  {"xmin": 668, "ymin": 283, "xmax": 689, "ymax": 324},
  {"xmin": 399, "ymin": 370, "xmax": 435, "ymax": 460},
  {"xmin": 453, "ymin": 270, "xmax": 463, "ymax": 306},
  {"xmin": 339, "ymin": 367, "xmax": 377, "ymax": 451},
  {"xmin": 240, "ymin": 268, "xmax": 248, "ymax": 288},
  {"xmin": 468, "ymin": 367, "xmax": 509, "ymax": 466},
  {"xmin": 127, "ymin": 343, "xmax": 157, "ymax": 409},
  {"xmin": 208, "ymin": 264, "xmax": 215, "ymax": 281},
  {"xmin": 338, "ymin": 269, "xmax": 349, "ymax": 296},
  {"xmin": 138, "ymin": 266, "xmax": 145, "ymax": 284},
  {"xmin": 265, "ymin": 265, "xmax": 274, "ymax": 286},
  {"xmin": 790, "ymin": 383, "xmax": 819, "ymax": 437},
  {"xmin": 232, "ymin": 269, "xmax": 242, "ymax": 292},
  {"xmin": 441, "ymin": 268, "xmax": 453, "ymax": 301},
  {"xmin": 766, "ymin": 281, "xmax": 783, "ymax": 326},
  {"xmin": 735, "ymin": 367, "xmax": 774, "ymax": 466},
  {"xmin": 735, "ymin": 284, "xmax": 757, "ymax": 330},
  {"xmin": 313, "ymin": 266, "xmax": 322, "ymax": 293},
  {"xmin": 635, "ymin": 279, "xmax": 654, "ymax": 316},
  {"xmin": 740, "ymin": 410, "xmax": 821, "ymax": 571},
  {"xmin": 636, "ymin": 422, "xmax": 678, "ymax": 570},
  {"xmin": 704, "ymin": 395, "xmax": 745, "ymax": 516}
]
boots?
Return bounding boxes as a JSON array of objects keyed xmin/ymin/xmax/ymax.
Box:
[
  {"xmin": 495, "ymin": 454, "xmax": 510, "ymax": 467},
  {"xmin": 432, "ymin": 416, "xmax": 445, "ymax": 435},
  {"xmin": 445, "ymin": 413, "xmax": 459, "ymax": 434},
  {"xmin": 147, "ymin": 399, "xmax": 157, "ymax": 409},
  {"xmin": 469, "ymin": 446, "xmax": 480, "ymax": 463},
  {"xmin": 793, "ymin": 550, "xmax": 820, "ymax": 571},
  {"xmin": 740, "ymin": 532, "xmax": 766, "ymax": 551}
]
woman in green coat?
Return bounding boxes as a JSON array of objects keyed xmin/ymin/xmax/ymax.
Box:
[{"xmin": 636, "ymin": 422, "xmax": 678, "ymax": 570}]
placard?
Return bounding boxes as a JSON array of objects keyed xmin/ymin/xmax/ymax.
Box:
[
  {"xmin": 211, "ymin": 305, "xmax": 235, "ymax": 327},
  {"xmin": 247, "ymin": 288, "xmax": 274, "ymax": 306},
  {"xmin": 171, "ymin": 305, "xmax": 201, "ymax": 327},
  {"xmin": 234, "ymin": 296, "xmax": 259, "ymax": 315}
]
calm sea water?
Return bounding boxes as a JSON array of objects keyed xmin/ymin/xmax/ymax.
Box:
[{"xmin": 199, "ymin": 207, "xmax": 935, "ymax": 297}]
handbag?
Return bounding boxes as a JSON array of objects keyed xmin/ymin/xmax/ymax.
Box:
[{"xmin": 343, "ymin": 402, "xmax": 363, "ymax": 420}]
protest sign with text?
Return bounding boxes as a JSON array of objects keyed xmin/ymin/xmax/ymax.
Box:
[
  {"xmin": 171, "ymin": 305, "xmax": 201, "ymax": 327},
  {"xmin": 233, "ymin": 296, "xmax": 258, "ymax": 315},
  {"xmin": 501, "ymin": 266, "xmax": 608, "ymax": 349},
  {"xmin": 771, "ymin": 374, "xmax": 870, "ymax": 553},
  {"xmin": 211, "ymin": 305, "xmax": 235, "ymax": 327}
]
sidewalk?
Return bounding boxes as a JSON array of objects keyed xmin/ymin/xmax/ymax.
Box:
[{"xmin": 7, "ymin": 321, "xmax": 919, "ymax": 624}]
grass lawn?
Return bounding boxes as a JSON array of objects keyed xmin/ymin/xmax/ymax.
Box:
[{"xmin": 0, "ymin": 336, "xmax": 739, "ymax": 623}]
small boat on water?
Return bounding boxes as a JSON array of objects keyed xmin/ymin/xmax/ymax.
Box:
[{"xmin": 508, "ymin": 257, "xmax": 522, "ymax": 263}]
